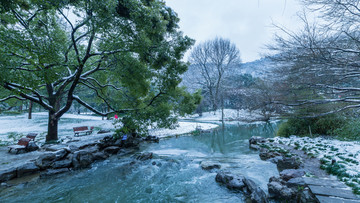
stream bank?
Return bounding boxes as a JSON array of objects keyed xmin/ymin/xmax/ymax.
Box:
[{"xmin": 249, "ymin": 136, "xmax": 360, "ymax": 202}]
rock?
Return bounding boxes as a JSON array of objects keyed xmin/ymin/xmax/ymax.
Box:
[
  {"xmin": 51, "ymin": 159, "xmax": 72, "ymax": 169},
  {"xmin": 98, "ymin": 130, "xmax": 111, "ymax": 134},
  {"xmin": 242, "ymin": 177, "xmax": 268, "ymax": 203},
  {"xmin": 280, "ymin": 169, "xmax": 305, "ymax": 181},
  {"xmin": 286, "ymin": 177, "xmax": 306, "ymax": 188},
  {"xmin": 250, "ymin": 187, "xmax": 268, "ymax": 203},
  {"xmin": 104, "ymin": 146, "xmax": 120, "ymax": 155},
  {"xmin": 268, "ymin": 176, "xmax": 295, "ymax": 201},
  {"xmin": 0, "ymin": 168, "xmax": 17, "ymax": 182},
  {"xmin": 35, "ymin": 153, "xmax": 57, "ymax": 169},
  {"xmin": 268, "ymin": 179, "xmax": 284, "ymax": 198},
  {"xmin": 215, "ymin": 171, "xmax": 246, "ymax": 190},
  {"xmin": 144, "ymin": 135, "xmax": 159, "ymax": 143},
  {"xmin": 16, "ymin": 162, "xmax": 39, "ymax": 178},
  {"xmin": 72, "ymin": 150, "xmax": 94, "ymax": 169},
  {"xmin": 1, "ymin": 182, "xmax": 8, "ymax": 188},
  {"xmin": 299, "ymin": 188, "xmax": 317, "ymax": 203},
  {"xmin": 269, "ymin": 156, "xmax": 283, "ymax": 164},
  {"xmin": 259, "ymin": 149, "xmax": 281, "ymax": 161},
  {"xmin": 200, "ymin": 161, "xmax": 221, "ymax": 170},
  {"xmin": 136, "ymin": 152, "xmax": 153, "ymax": 161},
  {"xmin": 93, "ymin": 152, "xmax": 108, "ymax": 161},
  {"xmin": 40, "ymin": 168, "xmax": 69, "ymax": 178},
  {"xmin": 277, "ymin": 156, "xmax": 301, "ymax": 171},
  {"xmin": 249, "ymin": 144, "xmax": 261, "ymax": 150},
  {"xmin": 123, "ymin": 136, "xmax": 141, "ymax": 148},
  {"xmin": 26, "ymin": 141, "xmax": 39, "ymax": 152},
  {"xmin": 54, "ymin": 149, "xmax": 68, "ymax": 161},
  {"xmin": 249, "ymin": 136, "xmax": 266, "ymax": 145}
]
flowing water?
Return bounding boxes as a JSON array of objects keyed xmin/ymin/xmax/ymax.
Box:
[{"xmin": 0, "ymin": 122, "xmax": 279, "ymax": 203}]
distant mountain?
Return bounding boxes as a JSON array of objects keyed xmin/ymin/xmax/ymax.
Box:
[
  {"xmin": 236, "ymin": 58, "xmax": 279, "ymax": 78},
  {"xmin": 181, "ymin": 57, "xmax": 281, "ymax": 91}
]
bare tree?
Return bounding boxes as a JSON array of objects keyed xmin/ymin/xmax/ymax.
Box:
[
  {"xmin": 267, "ymin": 4, "xmax": 360, "ymax": 116},
  {"xmin": 189, "ymin": 37, "xmax": 241, "ymax": 111}
]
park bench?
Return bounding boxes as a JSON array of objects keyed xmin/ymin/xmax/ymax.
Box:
[
  {"xmin": 26, "ymin": 133, "xmax": 38, "ymax": 141},
  {"xmin": 73, "ymin": 126, "xmax": 94, "ymax": 136},
  {"xmin": 8, "ymin": 137, "xmax": 32, "ymax": 154}
]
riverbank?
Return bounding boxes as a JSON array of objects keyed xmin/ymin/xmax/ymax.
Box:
[{"xmin": 249, "ymin": 136, "xmax": 360, "ymax": 202}]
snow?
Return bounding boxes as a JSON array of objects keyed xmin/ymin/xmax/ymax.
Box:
[
  {"xmin": 0, "ymin": 112, "xmax": 114, "ymax": 143},
  {"xmin": 184, "ymin": 109, "xmax": 264, "ymax": 122},
  {"xmin": 0, "ymin": 112, "xmax": 220, "ymax": 143},
  {"xmin": 273, "ymin": 136, "xmax": 360, "ymax": 188},
  {"xmin": 149, "ymin": 122, "xmax": 218, "ymax": 138}
]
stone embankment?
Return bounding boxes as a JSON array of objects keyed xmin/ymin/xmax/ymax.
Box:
[
  {"xmin": 0, "ymin": 134, "xmax": 159, "ymax": 187},
  {"xmin": 249, "ymin": 136, "xmax": 360, "ymax": 203}
]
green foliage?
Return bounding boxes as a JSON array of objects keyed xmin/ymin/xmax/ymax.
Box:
[
  {"xmin": 0, "ymin": 0, "xmax": 197, "ymax": 141},
  {"xmin": 333, "ymin": 120, "xmax": 360, "ymax": 141},
  {"xmin": 277, "ymin": 114, "xmax": 345, "ymax": 137}
]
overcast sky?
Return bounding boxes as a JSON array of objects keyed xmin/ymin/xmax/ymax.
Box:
[{"xmin": 164, "ymin": 0, "xmax": 304, "ymax": 63}]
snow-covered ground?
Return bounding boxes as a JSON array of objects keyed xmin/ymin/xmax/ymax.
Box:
[
  {"xmin": 149, "ymin": 122, "xmax": 218, "ymax": 138},
  {"xmin": 185, "ymin": 109, "xmax": 264, "ymax": 122},
  {"xmin": 0, "ymin": 112, "xmax": 114, "ymax": 144},
  {"xmin": 273, "ymin": 136, "xmax": 360, "ymax": 191},
  {"xmin": 0, "ymin": 112, "xmax": 221, "ymax": 143}
]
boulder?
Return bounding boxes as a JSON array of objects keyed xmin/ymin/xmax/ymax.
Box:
[
  {"xmin": 54, "ymin": 149, "xmax": 68, "ymax": 161},
  {"xmin": 144, "ymin": 135, "xmax": 159, "ymax": 143},
  {"xmin": 286, "ymin": 177, "xmax": 306, "ymax": 188},
  {"xmin": 26, "ymin": 141, "xmax": 39, "ymax": 152},
  {"xmin": 259, "ymin": 149, "xmax": 281, "ymax": 161},
  {"xmin": 40, "ymin": 168, "xmax": 69, "ymax": 178},
  {"xmin": 97, "ymin": 130, "xmax": 111, "ymax": 134},
  {"xmin": 269, "ymin": 156, "xmax": 283, "ymax": 164},
  {"xmin": 280, "ymin": 169, "xmax": 305, "ymax": 181},
  {"xmin": 51, "ymin": 159, "xmax": 72, "ymax": 169},
  {"xmin": 0, "ymin": 168, "xmax": 17, "ymax": 182},
  {"xmin": 249, "ymin": 144, "xmax": 261, "ymax": 150},
  {"xmin": 72, "ymin": 150, "xmax": 94, "ymax": 169},
  {"xmin": 136, "ymin": 152, "xmax": 153, "ymax": 161},
  {"xmin": 200, "ymin": 161, "xmax": 221, "ymax": 170},
  {"xmin": 299, "ymin": 188, "xmax": 317, "ymax": 203},
  {"xmin": 35, "ymin": 153, "xmax": 57, "ymax": 169},
  {"xmin": 277, "ymin": 156, "xmax": 301, "ymax": 171},
  {"xmin": 122, "ymin": 136, "xmax": 141, "ymax": 148},
  {"xmin": 268, "ymin": 176, "xmax": 296, "ymax": 201},
  {"xmin": 93, "ymin": 152, "xmax": 109, "ymax": 161},
  {"xmin": 16, "ymin": 162, "xmax": 39, "ymax": 178},
  {"xmin": 249, "ymin": 136, "xmax": 266, "ymax": 145},
  {"xmin": 215, "ymin": 171, "xmax": 246, "ymax": 190},
  {"xmin": 250, "ymin": 187, "xmax": 268, "ymax": 203},
  {"xmin": 104, "ymin": 146, "xmax": 120, "ymax": 155}
]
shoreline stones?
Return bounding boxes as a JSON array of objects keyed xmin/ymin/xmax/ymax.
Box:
[
  {"xmin": 200, "ymin": 161, "xmax": 221, "ymax": 170},
  {"xmin": 0, "ymin": 134, "xmax": 145, "ymax": 184},
  {"xmin": 215, "ymin": 170, "xmax": 268, "ymax": 203}
]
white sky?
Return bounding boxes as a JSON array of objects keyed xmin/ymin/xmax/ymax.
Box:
[{"xmin": 164, "ymin": 0, "xmax": 305, "ymax": 63}]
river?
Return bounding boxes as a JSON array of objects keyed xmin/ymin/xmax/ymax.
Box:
[{"xmin": 0, "ymin": 122, "xmax": 279, "ymax": 203}]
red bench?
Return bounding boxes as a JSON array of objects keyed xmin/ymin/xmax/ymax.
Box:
[
  {"xmin": 8, "ymin": 137, "xmax": 32, "ymax": 154},
  {"xmin": 73, "ymin": 126, "xmax": 94, "ymax": 136},
  {"xmin": 26, "ymin": 133, "xmax": 38, "ymax": 141}
]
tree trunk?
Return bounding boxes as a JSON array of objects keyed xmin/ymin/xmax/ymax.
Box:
[
  {"xmin": 28, "ymin": 101, "xmax": 33, "ymax": 119},
  {"xmin": 46, "ymin": 111, "xmax": 58, "ymax": 142}
]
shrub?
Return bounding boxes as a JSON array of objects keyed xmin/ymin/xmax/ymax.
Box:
[
  {"xmin": 333, "ymin": 120, "xmax": 360, "ymax": 141},
  {"xmin": 277, "ymin": 114, "xmax": 345, "ymax": 137}
]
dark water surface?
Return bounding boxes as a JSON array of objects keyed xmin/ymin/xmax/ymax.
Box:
[{"xmin": 0, "ymin": 122, "xmax": 278, "ymax": 203}]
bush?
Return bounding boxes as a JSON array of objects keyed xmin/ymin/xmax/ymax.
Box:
[
  {"xmin": 277, "ymin": 114, "xmax": 345, "ymax": 137},
  {"xmin": 333, "ymin": 120, "xmax": 360, "ymax": 141}
]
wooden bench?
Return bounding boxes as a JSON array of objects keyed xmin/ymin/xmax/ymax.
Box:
[
  {"xmin": 26, "ymin": 133, "xmax": 38, "ymax": 141},
  {"xmin": 8, "ymin": 137, "xmax": 31, "ymax": 154},
  {"xmin": 73, "ymin": 126, "xmax": 94, "ymax": 136}
]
